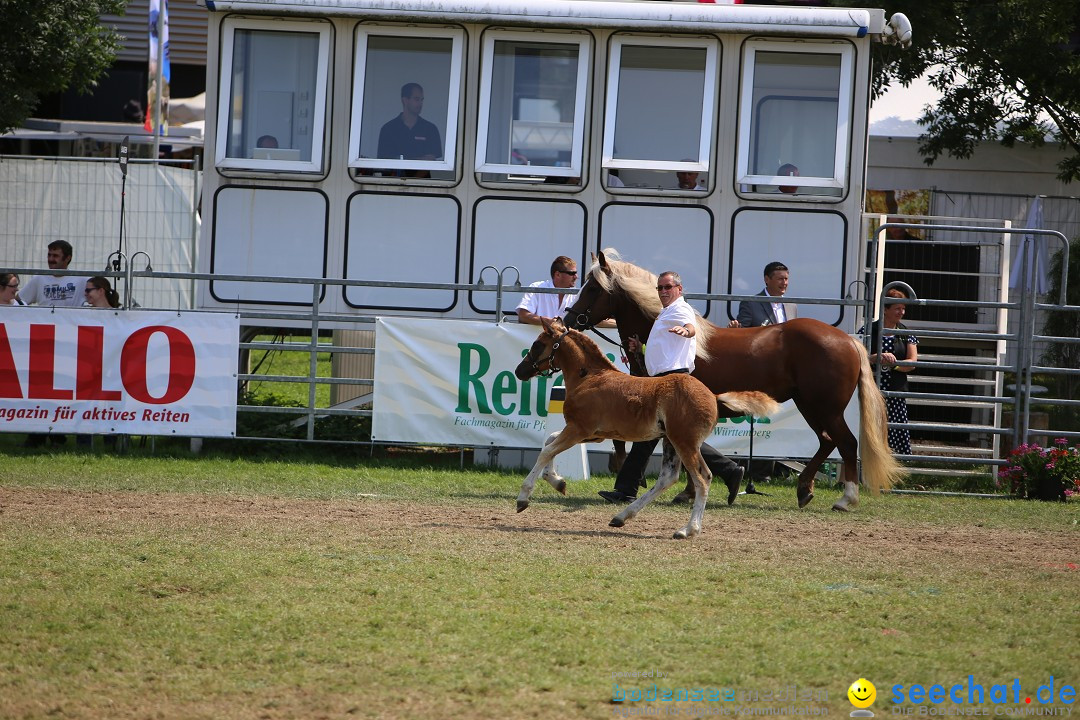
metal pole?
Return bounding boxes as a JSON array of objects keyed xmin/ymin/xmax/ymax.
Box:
[{"xmin": 308, "ymin": 281, "xmax": 321, "ymax": 441}]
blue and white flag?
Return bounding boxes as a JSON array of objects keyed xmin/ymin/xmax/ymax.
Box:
[{"xmin": 146, "ymin": 0, "xmax": 171, "ymax": 134}]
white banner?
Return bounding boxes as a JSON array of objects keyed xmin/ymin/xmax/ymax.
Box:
[
  {"xmin": 373, "ymin": 317, "xmax": 858, "ymax": 459},
  {"xmin": 0, "ymin": 308, "xmax": 239, "ymax": 436}
]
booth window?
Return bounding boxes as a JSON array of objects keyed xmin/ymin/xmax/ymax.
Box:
[
  {"xmin": 215, "ymin": 18, "xmax": 331, "ymax": 173},
  {"xmin": 349, "ymin": 26, "xmax": 463, "ymax": 180},
  {"xmin": 476, "ymin": 31, "xmax": 590, "ymax": 183},
  {"xmin": 735, "ymin": 41, "xmax": 853, "ymax": 197},
  {"xmin": 602, "ymin": 36, "xmax": 718, "ymax": 192}
]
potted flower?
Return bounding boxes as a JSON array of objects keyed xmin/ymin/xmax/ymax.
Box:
[{"xmin": 998, "ymin": 439, "xmax": 1080, "ymax": 501}]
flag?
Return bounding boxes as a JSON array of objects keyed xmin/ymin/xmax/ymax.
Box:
[
  {"xmin": 1008, "ymin": 196, "xmax": 1049, "ymax": 294},
  {"xmin": 548, "ymin": 386, "xmax": 566, "ymax": 414},
  {"xmin": 146, "ymin": 0, "xmax": 171, "ymax": 134}
]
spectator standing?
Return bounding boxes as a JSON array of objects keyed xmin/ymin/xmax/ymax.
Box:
[
  {"xmin": 860, "ymin": 287, "xmax": 919, "ymax": 455},
  {"xmin": 17, "ymin": 240, "xmax": 87, "ymax": 308},
  {"xmin": 599, "ymin": 271, "xmax": 744, "ymax": 505},
  {"xmin": 378, "ymin": 82, "xmax": 443, "ymax": 162},
  {"xmin": 729, "ymin": 261, "xmax": 797, "ymax": 328},
  {"xmin": 0, "ymin": 273, "xmax": 23, "ymax": 306},
  {"xmin": 517, "ymin": 256, "xmax": 579, "ymax": 325},
  {"xmin": 84, "ymin": 277, "xmax": 121, "ymax": 308}
]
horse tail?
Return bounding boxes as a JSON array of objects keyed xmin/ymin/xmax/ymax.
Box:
[
  {"xmin": 716, "ymin": 391, "xmax": 780, "ymax": 420},
  {"xmin": 853, "ymin": 339, "xmax": 906, "ymax": 493},
  {"xmin": 694, "ymin": 315, "xmax": 716, "ymax": 364}
]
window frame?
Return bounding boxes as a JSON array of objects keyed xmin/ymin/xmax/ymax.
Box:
[
  {"xmin": 348, "ymin": 24, "xmax": 464, "ymax": 175},
  {"xmin": 735, "ymin": 39, "xmax": 853, "ymax": 192},
  {"xmin": 475, "ymin": 29, "xmax": 592, "ymax": 179},
  {"xmin": 601, "ymin": 35, "xmax": 719, "ymax": 176},
  {"xmin": 214, "ymin": 17, "xmax": 332, "ymax": 174}
]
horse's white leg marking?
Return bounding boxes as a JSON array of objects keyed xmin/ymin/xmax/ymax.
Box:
[
  {"xmin": 517, "ymin": 429, "xmax": 579, "ymax": 511},
  {"xmin": 832, "ymin": 480, "xmax": 860, "ymax": 512},
  {"xmin": 611, "ymin": 440, "xmax": 682, "ymax": 529},
  {"xmin": 540, "ymin": 431, "xmax": 566, "ymax": 491},
  {"xmin": 675, "ymin": 452, "xmax": 712, "ymax": 540}
]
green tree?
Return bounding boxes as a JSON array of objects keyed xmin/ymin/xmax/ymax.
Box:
[
  {"xmin": 0, "ymin": 0, "xmax": 126, "ymax": 134},
  {"xmin": 847, "ymin": 0, "xmax": 1080, "ymax": 183}
]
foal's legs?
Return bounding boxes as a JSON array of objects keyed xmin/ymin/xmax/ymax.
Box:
[
  {"xmin": 609, "ymin": 439, "xmax": 683, "ymax": 529},
  {"xmin": 673, "ymin": 440, "xmax": 713, "ymax": 539},
  {"xmin": 539, "ymin": 432, "xmax": 568, "ymax": 494},
  {"xmin": 609, "ymin": 439, "xmax": 713, "ymax": 539},
  {"xmin": 516, "ymin": 430, "xmax": 575, "ymax": 512}
]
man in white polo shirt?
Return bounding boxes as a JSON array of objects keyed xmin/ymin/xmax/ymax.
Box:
[
  {"xmin": 516, "ymin": 255, "xmax": 579, "ymax": 325},
  {"xmin": 599, "ymin": 270, "xmax": 743, "ymax": 505}
]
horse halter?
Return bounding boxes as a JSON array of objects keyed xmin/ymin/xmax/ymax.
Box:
[{"xmin": 529, "ymin": 326, "xmax": 571, "ymax": 378}]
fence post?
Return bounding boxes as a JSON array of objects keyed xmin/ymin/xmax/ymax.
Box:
[{"xmin": 308, "ymin": 281, "xmax": 322, "ymax": 442}]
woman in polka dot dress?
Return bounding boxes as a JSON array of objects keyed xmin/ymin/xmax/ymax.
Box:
[{"xmin": 859, "ymin": 287, "xmax": 919, "ymax": 455}]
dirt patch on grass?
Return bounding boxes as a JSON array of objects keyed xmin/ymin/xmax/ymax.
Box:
[{"xmin": 0, "ymin": 486, "xmax": 1074, "ymax": 571}]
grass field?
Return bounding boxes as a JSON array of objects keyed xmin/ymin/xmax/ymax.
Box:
[{"xmin": 0, "ymin": 445, "xmax": 1077, "ymax": 720}]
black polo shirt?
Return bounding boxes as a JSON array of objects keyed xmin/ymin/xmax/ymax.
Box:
[{"xmin": 377, "ymin": 114, "xmax": 442, "ymax": 160}]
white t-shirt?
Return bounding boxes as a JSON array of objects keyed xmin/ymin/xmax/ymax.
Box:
[
  {"xmin": 516, "ymin": 280, "xmax": 577, "ymax": 321},
  {"xmin": 18, "ymin": 274, "xmax": 88, "ymax": 307},
  {"xmin": 645, "ymin": 296, "xmax": 697, "ymax": 376}
]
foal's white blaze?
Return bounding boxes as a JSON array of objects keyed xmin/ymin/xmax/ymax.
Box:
[{"xmin": 831, "ymin": 481, "xmax": 860, "ymax": 511}]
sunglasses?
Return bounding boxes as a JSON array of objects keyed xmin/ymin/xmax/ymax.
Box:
[
  {"xmin": 558, "ymin": 269, "xmax": 578, "ymax": 276},
  {"xmin": 84, "ymin": 287, "xmax": 100, "ymax": 294},
  {"xmin": 4, "ymin": 283, "xmax": 16, "ymax": 289},
  {"xmin": 656, "ymin": 283, "xmax": 679, "ymax": 291}
]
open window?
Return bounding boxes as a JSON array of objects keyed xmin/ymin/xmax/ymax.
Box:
[
  {"xmin": 602, "ymin": 36, "xmax": 718, "ymax": 192},
  {"xmin": 736, "ymin": 40, "xmax": 853, "ymax": 197},
  {"xmin": 349, "ymin": 25, "xmax": 464, "ymax": 180},
  {"xmin": 476, "ymin": 30, "xmax": 591, "ymax": 183},
  {"xmin": 215, "ymin": 17, "xmax": 332, "ymax": 174}
]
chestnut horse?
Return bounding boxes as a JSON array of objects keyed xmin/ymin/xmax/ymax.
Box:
[
  {"xmin": 564, "ymin": 250, "xmax": 904, "ymax": 511},
  {"xmin": 513, "ymin": 318, "xmax": 778, "ymax": 539}
]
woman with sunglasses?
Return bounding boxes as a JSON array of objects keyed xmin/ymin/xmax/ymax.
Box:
[
  {"xmin": 84, "ymin": 276, "xmax": 121, "ymax": 309},
  {"xmin": 0, "ymin": 273, "xmax": 23, "ymax": 306}
]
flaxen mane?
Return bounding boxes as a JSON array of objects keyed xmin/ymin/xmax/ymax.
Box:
[{"xmin": 589, "ymin": 248, "xmax": 715, "ymax": 363}]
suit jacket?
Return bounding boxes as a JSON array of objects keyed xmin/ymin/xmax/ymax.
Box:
[{"xmin": 737, "ymin": 290, "xmax": 798, "ymax": 327}]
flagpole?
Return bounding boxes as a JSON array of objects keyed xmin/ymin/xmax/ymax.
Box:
[{"xmin": 152, "ymin": 2, "xmax": 165, "ymax": 162}]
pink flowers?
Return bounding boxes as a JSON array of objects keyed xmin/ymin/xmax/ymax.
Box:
[{"xmin": 1001, "ymin": 439, "xmax": 1080, "ymax": 501}]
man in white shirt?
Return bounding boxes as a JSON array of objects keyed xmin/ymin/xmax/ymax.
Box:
[
  {"xmin": 599, "ymin": 271, "xmax": 743, "ymax": 504},
  {"xmin": 17, "ymin": 240, "xmax": 88, "ymax": 308},
  {"xmin": 516, "ymin": 256, "xmax": 579, "ymax": 325},
  {"xmin": 729, "ymin": 261, "xmax": 798, "ymax": 328}
]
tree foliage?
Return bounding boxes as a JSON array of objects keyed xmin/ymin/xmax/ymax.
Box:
[
  {"xmin": 0, "ymin": 0, "xmax": 126, "ymax": 135},
  {"xmin": 844, "ymin": 0, "xmax": 1080, "ymax": 183}
]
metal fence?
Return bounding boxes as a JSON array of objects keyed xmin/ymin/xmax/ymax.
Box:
[
  {"xmin": 13, "ymin": 240, "xmax": 1071, "ymax": 485},
  {"xmin": 0, "ymin": 155, "xmax": 200, "ymax": 310}
]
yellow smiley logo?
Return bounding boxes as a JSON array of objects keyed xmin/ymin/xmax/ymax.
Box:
[{"xmin": 848, "ymin": 678, "xmax": 877, "ymax": 709}]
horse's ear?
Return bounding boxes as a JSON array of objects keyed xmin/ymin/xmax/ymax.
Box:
[
  {"xmin": 598, "ymin": 251, "xmax": 608, "ymax": 268},
  {"xmin": 540, "ymin": 316, "xmax": 554, "ymax": 334}
]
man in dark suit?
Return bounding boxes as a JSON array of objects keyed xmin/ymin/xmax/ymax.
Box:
[
  {"xmin": 729, "ymin": 261, "xmax": 797, "ymax": 328},
  {"xmin": 727, "ymin": 261, "xmax": 796, "ymax": 489}
]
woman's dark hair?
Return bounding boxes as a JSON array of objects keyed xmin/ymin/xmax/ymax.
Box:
[{"xmin": 87, "ymin": 276, "xmax": 121, "ymax": 308}]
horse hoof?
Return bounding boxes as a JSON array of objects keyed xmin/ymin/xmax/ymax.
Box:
[
  {"xmin": 671, "ymin": 492, "xmax": 692, "ymax": 506},
  {"xmin": 556, "ymin": 480, "xmax": 567, "ymax": 496},
  {"xmin": 673, "ymin": 530, "xmax": 688, "ymax": 540},
  {"xmin": 831, "ymin": 502, "xmax": 850, "ymax": 512},
  {"xmin": 516, "ymin": 500, "xmax": 529, "ymax": 513},
  {"xmin": 609, "ymin": 516, "xmax": 625, "ymax": 528},
  {"xmin": 797, "ymin": 491, "xmax": 814, "ymax": 508}
]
